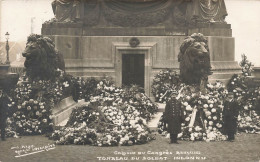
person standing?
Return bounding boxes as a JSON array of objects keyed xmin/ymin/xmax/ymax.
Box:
[
  {"xmin": 223, "ymin": 92, "xmax": 240, "ymax": 142},
  {"xmin": 0, "ymin": 90, "xmax": 8, "ymax": 141},
  {"xmin": 164, "ymin": 90, "xmax": 184, "ymax": 144}
]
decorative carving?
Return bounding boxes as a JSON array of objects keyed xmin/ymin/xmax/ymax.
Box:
[
  {"xmin": 51, "ymin": 0, "xmax": 82, "ymax": 23},
  {"xmin": 46, "ymin": 0, "xmax": 228, "ymax": 27},
  {"xmin": 129, "ymin": 37, "xmax": 140, "ymax": 48},
  {"xmin": 178, "ymin": 33, "xmax": 212, "ymax": 89},
  {"xmin": 185, "ymin": 0, "xmax": 228, "ymax": 24},
  {"xmin": 102, "ymin": 7, "xmax": 171, "ymax": 27}
]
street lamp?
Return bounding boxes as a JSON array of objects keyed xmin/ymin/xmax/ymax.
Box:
[{"xmin": 5, "ymin": 32, "xmax": 10, "ymax": 64}]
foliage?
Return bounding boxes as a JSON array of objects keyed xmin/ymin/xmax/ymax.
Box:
[
  {"xmin": 226, "ymin": 54, "xmax": 260, "ymax": 133},
  {"xmin": 158, "ymin": 82, "xmax": 227, "ymax": 141},
  {"xmin": 50, "ymin": 101, "xmax": 156, "ymax": 146},
  {"xmin": 151, "ymin": 69, "xmax": 180, "ymax": 103},
  {"xmin": 4, "ymin": 71, "xmax": 76, "ymax": 136},
  {"xmin": 239, "ymin": 54, "xmax": 254, "ymax": 76}
]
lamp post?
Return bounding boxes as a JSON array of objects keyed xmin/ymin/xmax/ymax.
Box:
[{"xmin": 5, "ymin": 32, "xmax": 10, "ymax": 64}]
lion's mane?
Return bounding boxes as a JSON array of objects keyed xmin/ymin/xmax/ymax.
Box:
[
  {"xmin": 22, "ymin": 34, "xmax": 65, "ymax": 80},
  {"xmin": 178, "ymin": 33, "xmax": 212, "ymax": 85}
]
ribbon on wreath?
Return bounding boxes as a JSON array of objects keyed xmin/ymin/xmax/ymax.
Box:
[
  {"xmin": 188, "ymin": 106, "xmax": 206, "ymax": 130},
  {"xmin": 189, "ymin": 107, "xmax": 198, "ymax": 128}
]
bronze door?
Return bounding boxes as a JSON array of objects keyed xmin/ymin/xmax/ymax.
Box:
[{"xmin": 122, "ymin": 54, "xmax": 144, "ymax": 88}]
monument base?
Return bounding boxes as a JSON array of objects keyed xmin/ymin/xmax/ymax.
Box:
[
  {"xmin": 42, "ymin": 23, "xmax": 239, "ymax": 97},
  {"xmin": 52, "ymin": 96, "xmax": 84, "ymax": 126}
]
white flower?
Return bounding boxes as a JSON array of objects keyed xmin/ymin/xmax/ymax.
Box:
[
  {"xmin": 183, "ymin": 102, "xmax": 189, "ymax": 106},
  {"xmin": 205, "ymin": 111, "xmax": 211, "ymax": 117},
  {"xmin": 245, "ymin": 116, "xmax": 252, "ymax": 122},
  {"xmin": 195, "ymin": 126, "xmax": 201, "ymax": 131},
  {"xmin": 209, "ymin": 121, "xmax": 213, "ymax": 126},
  {"xmin": 185, "ymin": 117, "xmax": 190, "ymax": 121},
  {"xmin": 186, "ymin": 105, "xmax": 192, "ymax": 111},
  {"xmin": 203, "ymin": 104, "xmax": 209, "ymax": 108},
  {"xmin": 217, "ymin": 124, "xmax": 222, "ymax": 128},
  {"xmin": 27, "ymin": 106, "xmax": 31, "ymax": 110},
  {"xmin": 178, "ymin": 133, "xmax": 183, "ymax": 138},
  {"xmin": 209, "ymin": 104, "xmax": 213, "ymax": 108},
  {"xmin": 211, "ymin": 108, "xmax": 216, "ymax": 113},
  {"xmin": 213, "ymin": 116, "xmax": 218, "ymax": 120},
  {"xmin": 43, "ymin": 119, "xmax": 47, "ymax": 123}
]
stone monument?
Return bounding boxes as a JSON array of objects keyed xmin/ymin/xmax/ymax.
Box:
[{"xmin": 42, "ymin": 0, "xmax": 240, "ymax": 97}]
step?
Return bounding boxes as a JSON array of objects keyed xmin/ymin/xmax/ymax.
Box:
[
  {"xmin": 147, "ymin": 103, "xmax": 165, "ymax": 130},
  {"xmin": 52, "ymin": 97, "xmax": 85, "ymax": 126},
  {"xmin": 147, "ymin": 112, "xmax": 163, "ymax": 130}
]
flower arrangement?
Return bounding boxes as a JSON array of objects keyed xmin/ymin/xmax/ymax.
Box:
[
  {"xmin": 11, "ymin": 98, "xmax": 53, "ymax": 135},
  {"xmin": 4, "ymin": 70, "xmax": 78, "ymax": 136},
  {"xmin": 240, "ymin": 54, "xmax": 254, "ymax": 76},
  {"xmin": 151, "ymin": 69, "xmax": 180, "ymax": 103},
  {"xmin": 50, "ymin": 102, "xmax": 155, "ymax": 146},
  {"xmin": 226, "ymin": 55, "xmax": 260, "ymax": 134},
  {"xmin": 180, "ymin": 83, "xmax": 226, "ymax": 141},
  {"xmin": 157, "ymin": 77, "xmax": 228, "ymax": 141},
  {"xmin": 49, "ymin": 78, "xmax": 158, "ymax": 146}
]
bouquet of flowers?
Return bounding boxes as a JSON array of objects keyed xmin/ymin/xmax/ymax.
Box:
[
  {"xmin": 50, "ymin": 102, "xmax": 155, "ymax": 146},
  {"xmin": 4, "ymin": 70, "xmax": 77, "ymax": 136},
  {"xmin": 151, "ymin": 69, "xmax": 181, "ymax": 103},
  {"xmin": 158, "ymin": 82, "xmax": 227, "ymax": 142},
  {"xmin": 240, "ymin": 54, "xmax": 254, "ymax": 76},
  {"xmin": 227, "ymin": 54, "xmax": 260, "ymax": 133},
  {"xmin": 12, "ymin": 99, "xmax": 53, "ymax": 135}
]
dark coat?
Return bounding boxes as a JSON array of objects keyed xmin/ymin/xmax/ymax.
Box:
[
  {"xmin": 223, "ymin": 99, "xmax": 239, "ymax": 134},
  {"xmin": 164, "ymin": 97, "xmax": 184, "ymax": 134},
  {"xmin": 0, "ymin": 93, "xmax": 8, "ymax": 138}
]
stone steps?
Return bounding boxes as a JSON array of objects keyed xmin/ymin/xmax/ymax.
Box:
[
  {"xmin": 147, "ymin": 103, "xmax": 165, "ymax": 130},
  {"xmin": 52, "ymin": 97, "xmax": 85, "ymax": 126}
]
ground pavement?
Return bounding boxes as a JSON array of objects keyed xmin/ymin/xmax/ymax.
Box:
[{"xmin": 0, "ymin": 133, "xmax": 259, "ymax": 162}]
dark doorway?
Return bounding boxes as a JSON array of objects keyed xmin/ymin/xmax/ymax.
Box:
[{"xmin": 122, "ymin": 54, "xmax": 145, "ymax": 88}]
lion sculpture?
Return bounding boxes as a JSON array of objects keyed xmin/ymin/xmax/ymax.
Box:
[
  {"xmin": 178, "ymin": 33, "xmax": 212, "ymax": 87},
  {"xmin": 22, "ymin": 34, "xmax": 65, "ymax": 80}
]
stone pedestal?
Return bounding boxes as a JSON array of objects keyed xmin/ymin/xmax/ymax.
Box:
[
  {"xmin": 42, "ymin": 22, "xmax": 239, "ymax": 96},
  {"xmin": 52, "ymin": 96, "xmax": 78, "ymax": 126}
]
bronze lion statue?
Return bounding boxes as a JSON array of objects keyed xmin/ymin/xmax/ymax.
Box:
[
  {"xmin": 178, "ymin": 33, "xmax": 212, "ymax": 86},
  {"xmin": 22, "ymin": 34, "xmax": 65, "ymax": 80}
]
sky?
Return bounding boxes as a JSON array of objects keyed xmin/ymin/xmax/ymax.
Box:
[{"xmin": 1, "ymin": 0, "xmax": 260, "ymax": 66}]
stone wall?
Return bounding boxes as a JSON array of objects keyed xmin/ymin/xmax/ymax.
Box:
[
  {"xmin": 43, "ymin": 30, "xmax": 239, "ymax": 96},
  {"xmin": 42, "ymin": 18, "xmax": 239, "ymax": 97}
]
